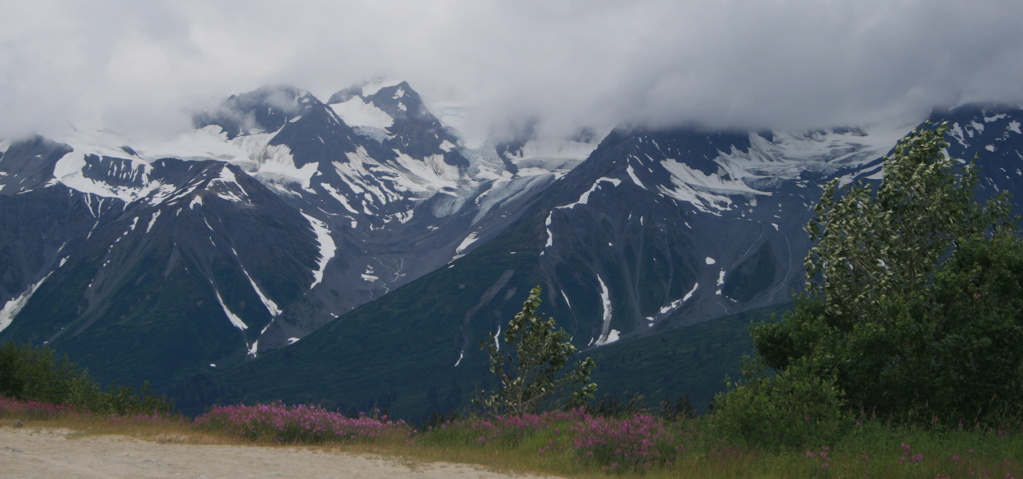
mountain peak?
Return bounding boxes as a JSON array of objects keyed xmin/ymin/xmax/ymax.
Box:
[
  {"xmin": 327, "ymin": 80, "xmax": 467, "ymax": 167},
  {"xmin": 327, "ymin": 79, "xmax": 405, "ymax": 104},
  {"xmin": 193, "ymin": 84, "xmax": 323, "ymax": 139}
]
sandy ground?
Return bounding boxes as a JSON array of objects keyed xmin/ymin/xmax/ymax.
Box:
[{"xmin": 0, "ymin": 427, "xmax": 554, "ymax": 479}]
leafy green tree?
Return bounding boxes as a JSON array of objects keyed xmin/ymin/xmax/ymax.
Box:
[
  {"xmin": 751, "ymin": 123, "xmax": 1023, "ymax": 423},
  {"xmin": 477, "ymin": 286, "xmax": 596, "ymax": 415},
  {"xmin": 801, "ymin": 122, "xmax": 1010, "ymax": 322}
]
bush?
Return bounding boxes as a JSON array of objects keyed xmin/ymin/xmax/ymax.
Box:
[
  {"xmin": 712, "ymin": 358, "xmax": 847, "ymax": 450},
  {"xmin": 571, "ymin": 413, "xmax": 679, "ymax": 471}
]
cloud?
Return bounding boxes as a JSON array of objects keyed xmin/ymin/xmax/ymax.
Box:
[{"xmin": 1, "ymin": 0, "xmax": 1022, "ymax": 140}]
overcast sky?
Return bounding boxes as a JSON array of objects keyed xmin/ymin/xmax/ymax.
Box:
[{"xmin": 2, "ymin": 0, "xmax": 1022, "ymax": 140}]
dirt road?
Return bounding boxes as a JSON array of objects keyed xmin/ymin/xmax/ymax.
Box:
[{"xmin": 0, "ymin": 427, "xmax": 551, "ymax": 478}]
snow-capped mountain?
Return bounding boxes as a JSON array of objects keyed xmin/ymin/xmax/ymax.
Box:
[
  {"xmin": 213, "ymin": 103, "xmax": 1023, "ymax": 419},
  {"xmin": 0, "ymin": 81, "xmax": 601, "ymax": 388}
]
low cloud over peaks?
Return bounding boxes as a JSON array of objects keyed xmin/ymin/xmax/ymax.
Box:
[{"xmin": 2, "ymin": 0, "xmax": 1022, "ymax": 140}]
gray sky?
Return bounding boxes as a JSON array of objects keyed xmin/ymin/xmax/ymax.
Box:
[{"xmin": 2, "ymin": 0, "xmax": 1022, "ymax": 140}]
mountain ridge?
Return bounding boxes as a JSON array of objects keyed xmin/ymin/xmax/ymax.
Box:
[{"xmin": 2, "ymin": 84, "xmax": 1021, "ymax": 417}]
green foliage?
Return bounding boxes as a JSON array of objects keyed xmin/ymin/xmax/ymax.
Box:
[
  {"xmin": 477, "ymin": 286, "xmax": 596, "ymax": 415},
  {"xmin": 0, "ymin": 340, "xmax": 82, "ymax": 405},
  {"xmin": 802, "ymin": 123, "xmax": 1011, "ymax": 323},
  {"xmin": 0, "ymin": 341, "xmax": 172, "ymax": 415},
  {"xmin": 750, "ymin": 123, "xmax": 1023, "ymax": 425},
  {"xmin": 712, "ymin": 357, "xmax": 848, "ymax": 450}
]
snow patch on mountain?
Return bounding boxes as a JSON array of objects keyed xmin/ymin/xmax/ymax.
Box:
[
  {"xmin": 302, "ymin": 212, "xmax": 335, "ymax": 290},
  {"xmin": 646, "ymin": 282, "xmax": 700, "ymax": 324},
  {"xmin": 597, "ymin": 329, "xmax": 621, "ymax": 345},
  {"xmin": 213, "ymin": 288, "xmax": 248, "ymax": 331},
  {"xmin": 0, "ymin": 273, "xmax": 52, "ymax": 333},
  {"xmin": 544, "ymin": 212, "xmax": 554, "ymax": 249},
  {"xmin": 594, "ymin": 275, "xmax": 619, "ymax": 346},
  {"xmin": 561, "ymin": 178, "xmax": 621, "ymax": 209},
  {"xmin": 560, "ymin": 290, "xmax": 572, "ymax": 310},
  {"xmin": 210, "ymin": 165, "xmax": 251, "ymax": 204},
  {"xmin": 361, "ymin": 266, "xmax": 379, "ymax": 283},
  {"xmin": 247, "ymin": 340, "xmax": 259, "ymax": 358},
  {"xmin": 240, "ymin": 265, "xmax": 281, "ymax": 317},
  {"xmin": 683, "ymin": 282, "xmax": 699, "ymax": 302},
  {"xmin": 319, "ymin": 183, "xmax": 360, "ymax": 215},
  {"xmin": 654, "ymin": 299, "xmax": 684, "ymax": 319},
  {"xmin": 626, "ymin": 164, "xmax": 646, "ymax": 189},
  {"xmin": 455, "ymin": 232, "xmax": 480, "ymax": 255},
  {"xmin": 329, "ymin": 97, "xmax": 394, "ymax": 130}
]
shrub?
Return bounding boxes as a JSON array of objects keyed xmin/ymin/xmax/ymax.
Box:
[
  {"xmin": 571, "ymin": 413, "xmax": 679, "ymax": 471},
  {"xmin": 712, "ymin": 358, "xmax": 847, "ymax": 450}
]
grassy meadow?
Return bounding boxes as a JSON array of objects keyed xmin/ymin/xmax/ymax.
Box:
[{"xmin": 3, "ymin": 396, "xmax": 1021, "ymax": 478}]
